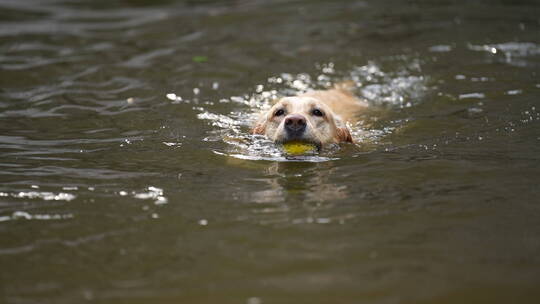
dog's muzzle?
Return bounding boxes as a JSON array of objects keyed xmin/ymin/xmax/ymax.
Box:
[{"xmin": 284, "ymin": 114, "xmax": 306, "ymax": 138}]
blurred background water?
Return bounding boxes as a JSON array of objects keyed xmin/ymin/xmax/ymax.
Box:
[{"xmin": 1, "ymin": 0, "xmax": 540, "ymax": 303}]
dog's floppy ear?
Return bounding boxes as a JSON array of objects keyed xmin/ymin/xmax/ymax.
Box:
[
  {"xmin": 252, "ymin": 112, "xmax": 269, "ymax": 135},
  {"xmin": 336, "ymin": 127, "xmax": 353, "ymax": 143},
  {"xmin": 252, "ymin": 123, "xmax": 265, "ymax": 135}
]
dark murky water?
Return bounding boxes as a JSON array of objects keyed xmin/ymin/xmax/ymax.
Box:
[{"xmin": 1, "ymin": 0, "xmax": 540, "ymax": 303}]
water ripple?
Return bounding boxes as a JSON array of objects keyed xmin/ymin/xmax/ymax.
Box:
[
  {"xmin": 0, "ymin": 210, "xmax": 74, "ymax": 223},
  {"xmin": 468, "ymin": 42, "xmax": 540, "ymax": 67}
]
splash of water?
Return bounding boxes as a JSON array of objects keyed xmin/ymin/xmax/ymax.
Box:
[{"xmin": 170, "ymin": 60, "xmax": 428, "ymax": 161}]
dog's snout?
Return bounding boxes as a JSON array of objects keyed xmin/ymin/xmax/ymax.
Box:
[{"xmin": 284, "ymin": 114, "xmax": 306, "ymax": 132}]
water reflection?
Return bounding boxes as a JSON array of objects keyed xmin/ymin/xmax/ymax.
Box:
[{"xmin": 227, "ymin": 160, "xmax": 351, "ymax": 226}]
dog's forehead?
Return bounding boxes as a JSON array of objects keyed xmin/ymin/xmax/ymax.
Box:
[{"xmin": 280, "ymin": 96, "xmax": 319, "ymax": 109}]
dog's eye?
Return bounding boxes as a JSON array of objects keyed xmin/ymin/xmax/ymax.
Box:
[
  {"xmin": 312, "ymin": 109, "xmax": 324, "ymax": 117},
  {"xmin": 274, "ymin": 109, "xmax": 285, "ymax": 116}
]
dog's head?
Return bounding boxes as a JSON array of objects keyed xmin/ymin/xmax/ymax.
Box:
[{"xmin": 252, "ymin": 96, "xmax": 352, "ymax": 148}]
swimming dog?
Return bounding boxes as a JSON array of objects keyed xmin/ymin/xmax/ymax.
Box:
[{"xmin": 252, "ymin": 84, "xmax": 367, "ymax": 149}]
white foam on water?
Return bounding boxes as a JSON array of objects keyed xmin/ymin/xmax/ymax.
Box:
[
  {"xmin": 5, "ymin": 191, "xmax": 76, "ymax": 201},
  {"xmin": 0, "ymin": 211, "xmax": 74, "ymax": 222},
  {"xmin": 131, "ymin": 186, "xmax": 168, "ymax": 205}
]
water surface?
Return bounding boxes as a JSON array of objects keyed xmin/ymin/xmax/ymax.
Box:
[{"xmin": 1, "ymin": 0, "xmax": 540, "ymax": 303}]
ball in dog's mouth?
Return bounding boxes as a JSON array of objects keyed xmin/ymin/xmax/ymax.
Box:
[{"xmin": 282, "ymin": 141, "xmax": 318, "ymax": 155}]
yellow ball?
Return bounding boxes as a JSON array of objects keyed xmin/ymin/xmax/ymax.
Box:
[{"xmin": 282, "ymin": 141, "xmax": 316, "ymax": 155}]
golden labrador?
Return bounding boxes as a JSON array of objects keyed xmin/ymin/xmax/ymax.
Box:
[{"xmin": 252, "ymin": 84, "xmax": 367, "ymax": 149}]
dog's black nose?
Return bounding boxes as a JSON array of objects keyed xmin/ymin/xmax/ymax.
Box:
[{"xmin": 284, "ymin": 114, "xmax": 306, "ymax": 133}]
